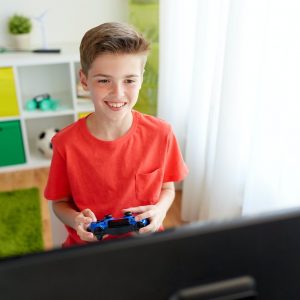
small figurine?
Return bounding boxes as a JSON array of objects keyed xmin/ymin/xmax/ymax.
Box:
[{"xmin": 26, "ymin": 93, "xmax": 59, "ymax": 111}]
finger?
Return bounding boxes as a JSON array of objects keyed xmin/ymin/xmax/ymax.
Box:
[
  {"xmin": 77, "ymin": 222, "xmax": 86, "ymax": 233},
  {"xmin": 135, "ymin": 211, "xmax": 154, "ymax": 221},
  {"xmin": 82, "ymin": 208, "xmax": 97, "ymax": 222},
  {"xmin": 75, "ymin": 212, "xmax": 84, "ymax": 221},
  {"xmin": 77, "ymin": 223, "xmax": 96, "ymax": 241},
  {"xmin": 123, "ymin": 206, "xmax": 149, "ymax": 214},
  {"xmin": 139, "ymin": 224, "xmax": 155, "ymax": 234},
  {"xmin": 82, "ymin": 221, "xmax": 92, "ymax": 231},
  {"xmin": 122, "ymin": 207, "xmax": 135, "ymax": 213},
  {"xmin": 75, "ymin": 216, "xmax": 91, "ymax": 228},
  {"xmin": 76, "ymin": 222, "xmax": 86, "ymax": 235},
  {"xmin": 82, "ymin": 216, "xmax": 93, "ymax": 224}
]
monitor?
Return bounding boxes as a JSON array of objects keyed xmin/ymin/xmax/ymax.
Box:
[{"xmin": 1, "ymin": 208, "xmax": 300, "ymax": 299}]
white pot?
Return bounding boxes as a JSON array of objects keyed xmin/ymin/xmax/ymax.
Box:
[{"xmin": 11, "ymin": 33, "xmax": 31, "ymax": 50}]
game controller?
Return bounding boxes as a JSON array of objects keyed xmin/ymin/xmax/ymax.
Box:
[{"xmin": 87, "ymin": 212, "xmax": 150, "ymax": 240}]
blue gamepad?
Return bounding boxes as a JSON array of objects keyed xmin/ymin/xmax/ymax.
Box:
[{"xmin": 87, "ymin": 212, "xmax": 150, "ymax": 240}]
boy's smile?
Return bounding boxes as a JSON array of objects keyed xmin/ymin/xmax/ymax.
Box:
[{"xmin": 105, "ymin": 101, "xmax": 127, "ymax": 110}]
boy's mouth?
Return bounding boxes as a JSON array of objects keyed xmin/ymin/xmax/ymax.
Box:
[{"xmin": 105, "ymin": 101, "xmax": 127, "ymax": 110}]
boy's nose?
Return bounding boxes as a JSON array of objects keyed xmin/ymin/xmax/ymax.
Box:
[{"xmin": 111, "ymin": 82, "xmax": 125, "ymax": 97}]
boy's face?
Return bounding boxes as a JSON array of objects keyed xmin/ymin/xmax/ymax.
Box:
[{"xmin": 80, "ymin": 53, "xmax": 145, "ymax": 121}]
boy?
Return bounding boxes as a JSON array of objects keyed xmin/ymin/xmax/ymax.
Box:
[{"xmin": 44, "ymin": 22, "xmax": 188, "ymax": 247}]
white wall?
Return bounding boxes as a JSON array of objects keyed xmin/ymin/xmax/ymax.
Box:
[{"xmin": 0, "ymin": 0, "xmax": 128, "ymax": 48}]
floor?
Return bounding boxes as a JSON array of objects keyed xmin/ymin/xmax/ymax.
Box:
[{"xmin": 0, "ymin": 168, "xmax": 185, "ymax": 250}]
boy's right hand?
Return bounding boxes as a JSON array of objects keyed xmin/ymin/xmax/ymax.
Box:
[{"xmin": 74, "ymin": 208, "xmax": 98, "ymax": 242}]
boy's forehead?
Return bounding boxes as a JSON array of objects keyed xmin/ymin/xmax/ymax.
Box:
[{"xmin": 88, "ymin": 53, "xmax": 146, "ymax": 77}]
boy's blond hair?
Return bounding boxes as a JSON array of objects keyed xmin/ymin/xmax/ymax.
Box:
[{"xmin": 80, "ymin": 22, "xmax": 151, "ymax": 75}]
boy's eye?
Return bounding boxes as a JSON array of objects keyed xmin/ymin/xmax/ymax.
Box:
[
  {"xmin": 98, "ymin": 79, "xmax": 109, "ymax": 83},
  {"xmin": 125, "ymin": 79, "xmax": 135, "ymax": 84}
]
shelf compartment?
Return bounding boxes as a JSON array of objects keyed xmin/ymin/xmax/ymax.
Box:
[
  {"xmin": 25, "ymin": 115, "xmax": 75, "ymax": 164},
  {"xmin": 17, "ymin": 63, "xmax": 74, "ymax": 113}
]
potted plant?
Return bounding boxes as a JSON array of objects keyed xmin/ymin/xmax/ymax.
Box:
[{"xmin": 8, "ymin": 14, "xmax": 32, "ymax": 50}]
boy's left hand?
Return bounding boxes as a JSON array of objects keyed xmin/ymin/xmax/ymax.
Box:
[{"xmin": 123, "ymin": 204, "xmax": 167, "ymax": 233}]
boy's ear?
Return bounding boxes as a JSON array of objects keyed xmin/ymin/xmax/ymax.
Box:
[{"xmin": 79, "ymin": 69, "xmax": 89, "ymax": 91}]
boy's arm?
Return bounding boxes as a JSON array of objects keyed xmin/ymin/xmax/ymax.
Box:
[
  {"xmin": 52, "ymin": 199, "xmax": 97, "ymax": 241},
  {"xmin": 123, "ymin": 182, "xmax": 176, "ymax": 233}
]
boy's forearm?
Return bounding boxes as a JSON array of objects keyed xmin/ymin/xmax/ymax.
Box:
[
  {"xmin": 156, "ymin": 183, "xmax": 176, "ymax": 216},
  {"xmin": 52, "ymin": 200, "xmax": 80, "ymax": 230}
]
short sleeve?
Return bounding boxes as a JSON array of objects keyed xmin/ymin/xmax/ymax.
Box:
[
  {"xmin": 44, "ymin": 140, "xmax": 71, "ymax": 200},
  {"xmin": 163, "ymin": 127, "xmax": 189, "ymax": 183}
]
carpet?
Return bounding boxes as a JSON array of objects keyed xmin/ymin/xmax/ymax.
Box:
[{"xmin": 0, "ymin": 187, "xmax": 44, "ymax": 258}]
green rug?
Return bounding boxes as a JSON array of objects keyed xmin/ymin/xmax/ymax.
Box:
[{"xmin": 0, "ymin": 187, "xmax": 44, "ymax": 258}]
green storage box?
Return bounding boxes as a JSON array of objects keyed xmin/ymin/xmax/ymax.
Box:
[{"xmin": 0, "ymin": 120, "xmax": 26, "ymax": 167}]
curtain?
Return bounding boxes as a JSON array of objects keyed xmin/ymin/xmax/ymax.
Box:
[{"xmin": 158, "ymin": 0, "xmax": 300, "ymax": 222}]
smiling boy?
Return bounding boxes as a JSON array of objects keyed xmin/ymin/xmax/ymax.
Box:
[{"xmin": 44, "ymin": 22, "xmax": 188, "ymax": 247}]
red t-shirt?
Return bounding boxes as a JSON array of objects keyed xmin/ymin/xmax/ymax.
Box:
[{"xmin": 44, "ymin": 111, "xmax": 188, "ymax": 247}]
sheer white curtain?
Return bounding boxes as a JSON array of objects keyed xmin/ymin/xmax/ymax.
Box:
[{"xmin": 158, "ymin": 0, "xmax": 300, "ymax": 222}]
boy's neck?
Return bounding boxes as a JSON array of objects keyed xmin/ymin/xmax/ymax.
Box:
[{"xmin": 86, "ymin": 111, "xmax": 133, "ymax": 141}]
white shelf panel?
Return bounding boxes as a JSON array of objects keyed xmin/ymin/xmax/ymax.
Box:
[
  {"xmin": 0, "ymin": 161, "xmax": 50, "ymax": 173},
  {"xmin": 0, "ymin": 115, "xmax": 21, "ymax": 121},
  {"xmin": 0, "ymin": 43, "xmax": 80, "ymax": 67},
  {"xmin": 23, "ymin": 109, "xmax": 75, "ymax": 119}
]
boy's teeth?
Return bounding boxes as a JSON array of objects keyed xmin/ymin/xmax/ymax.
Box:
[{"xmin": 108, "ymin": 102, "xmax": 125, "ymax": 108}]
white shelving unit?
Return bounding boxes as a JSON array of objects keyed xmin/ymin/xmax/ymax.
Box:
[{"xmin": 0, "ymin": 46, "xmax": 94, "ymax": 173}]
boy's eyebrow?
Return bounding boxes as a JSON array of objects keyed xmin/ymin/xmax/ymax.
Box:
[{"xmin": 93, "ymin": 73, "xmax": 140, "ymax": 78}]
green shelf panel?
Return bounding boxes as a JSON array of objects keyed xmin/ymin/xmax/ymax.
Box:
[{"xmin": 0, "ymin": 120, "xmax": 26, "ymax": 167}]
